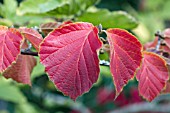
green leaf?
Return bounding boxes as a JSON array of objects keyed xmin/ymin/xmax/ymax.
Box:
[
  {"xmin": 17, "ymin": 0, "xmax": 65, "ymax": 15},
  {"xmin": 77, "ymin": 8, "xmax": 138, "ymax": 29},
  {"xmin": 8, "ymin": 15, "xmax": 55, "ymax": 26},
  {"xmin": 17, "ymin": 0, "xmax": 99, "ymax": 18},
  {"xmin": 0, "ymin": 0, "xmax": 17, "ymax": 18},
  {"xmin": 0, "ymin": 19, "xmax": 13, "ymax": 26},
  {"xmin": 49, "ymin": 0, "xmax": 99, "ymax": 16},
  {"xmin": 0, "ymin": 0, "xmax": 55, "ymax": 26},
  {"xmin": 0, "ymin": 78, "xmax": 26, "ymax": 103},
  {"xmin": 15, "ymin": 102, "xmax": 43, "ymax": 113}
]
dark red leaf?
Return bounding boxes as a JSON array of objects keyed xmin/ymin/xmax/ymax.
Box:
[
  {"xmin": 163, "ymin": 81, "xmax": 170, "ymax": 93},
  {"xmin": 69, "ymin": 110, "xmax": 81, "ymax": 113},
  {"xmin": 97, "ymin": 87, "xmax": 114, "ymax": 105},
  {"xmin": 40, "ymin": 22, "xmax": 60, "ymax": 29},
  {"xmin": 97, "ymin": 87, "xmax": 128, "ymax": 106},
  {"xmin": 129, "ymin": 87, "xmax": 143, "ymax": 103},
  {"xmin": 164, "ymin": 28, "xmax": 170, "ymax": 38},
  {"xmin": 58, "ymin": 21, "xmax": 73, "ymax": 28},
  {"xmin": 106, "ymin": 28, "xmax": 142, "ymax": 98},
  {"xmin": 0, "ymin": 26, "xmax": 23, "ymax": 72},
  {"xmin": 3, "ymin": 40, "xmax": 37, "ymax": 85},
  {"xmin": 39, "ymin": 21, "xmax": 73, "ymax": 36},
  {"xmin": 143, "ymin": 36, "xmax": 158, "ymax": 50},
  {"xmin": 162, "ymin": 45, "xmax": 170, "ymax": 53},
  {"xmin": 163, "ymin": 38, "xmax": 170, "ymax": 52},
  {"xmin": 136, "ymin": 52, "xmax": 169, "ymax": 101},
  {"xmin": 160, "ymin": 28, "xmax": 170, "ymax": 53},
  {"xmin": 40, "ymin": 22, "xmax": 61, "ymax": 36},
  {"xmin": 163, "ymin": 28, "xmax": 170, "ymax": 51},
  {"xmin": 19, "ymin": 27, "xmax": 43, "ymax": 51},
  {"xmin": 39, "ymin": 22, "xmax": 102, "ymax": 100}
]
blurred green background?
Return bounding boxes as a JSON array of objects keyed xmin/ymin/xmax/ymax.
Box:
[{"xmin": 0, "ymin": 0, "xmax": 170, "ymax": 113}]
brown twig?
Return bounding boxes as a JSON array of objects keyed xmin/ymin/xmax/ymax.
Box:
[{"xmin": 21, "ymin": 50, "xmax": 38, "ymax": 56}]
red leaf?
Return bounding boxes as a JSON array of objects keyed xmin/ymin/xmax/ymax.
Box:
[
  {"xmin": 0, "ymin": 26, "xmax": 23, "ymax": 72},
  {"xmin": 39, "ymin": 22, "xmax": 102, "ymax": 100},
  {"xmin": 58, "ymin": 21, "xmax": 73, "ymax": 28},
  {"xmin": 3, "ymin": 55, "xmax": 36, "ymax": 85},
  {"xmin": 97, "ymin": 87, "xmax": 114, "ymax": 105},
  {"xmin": 97, "ymin": 87, "xmax": 128, "ymax": 106},
  {"xmin": 129, "ymin": 87, "xmax": 143, "ymax": 103},
  {"xmin": 40, "ymin": 22, "xmax": 61, "ymax": 36},
  {"xmin": 39, "ymin": 21, "xmax": 73, "ymax": 36},
  {"xmin": 3, "ymin": 40, "xmax": 37, "ymax": 85},
  {"xmin": 62, "ymin": 20, "xmax": 73, "ymax": 25},
  {"xmin": 106, "ymin": 28, "xmax": 142, "ymax": 98},
  {"xmin": 160, "ymin": 28, "xmax": 170, "ymax": 53},
  {"xmin": 136, "ymin": 52, "xmax": 169, "ymax": 101},
  {"xmin": 164, "ymin": 38, "xmax": 170, "ymax": 50},
  {"xmin": 19, "ymin": 27, "xmax": 43, "ymax": 51},
  {"xmin": 143, "ymin": 36, "xmax": 158, "ymax": 50},
  {"xmin": 164, "ymin": 28, "xmax": 170, "ymax": 38},
  {"xmin": 40, "ymin": 22, "xmax": 60, "ymax": 29},
  {"xmin": 162, "ymin": 46, "xmax": 170, "ymax": 53},
  {"xmin": 163, "ymin": 81, "xmax": 170, "ymax": 93}
]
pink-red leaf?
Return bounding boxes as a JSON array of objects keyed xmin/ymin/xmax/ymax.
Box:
[
  {"xmin": 39, "ymin": 22, "xmax": 102, "ymax": 100},
  {"xmin": 106, "ymin": 28, "xmax": 142, "ymax": 98},
  {"xmin": 0, "ymin": 26, "xmax": 23, "ymax": 72},
  {"xmin": 136, "ymin": 52, "xmax": 169, "ymax": 101},
  {"xmin": 3, "ymin": 40, "xmax": 37, "ymax": 85},
  {"xmin": 19, "ymin": 27, "xmax": 43, "ymax": 51}
]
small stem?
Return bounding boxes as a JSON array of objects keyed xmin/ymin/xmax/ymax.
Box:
[
  {"xmin": 156, "ymin": 38, "xmax": 161, "ymax": 51},
  {"xmin": 100, "ymin": 37, "xmax": 108, "ymax": 44},
  {"xmin": 98, "ymin": 24, "xmax": 103, "ymax": 33},
  {"xmin": 155, "ymin": 30, "xmax": 164, "ymax": 51},
  {"xmin": 21, "ymin": 48, "xmax": 38, "ymax": 56},
  {"xmin": 21, "ymin": 51, "xmax": 110, "ymax": 66},
  {"xmin": 155, "ymin": 30, "xmax": 164, "ymax": 39},
  {"xmin": 31, "ymin": 26, "xmax": 39, "ymax": 32},
  {"xmin": 99, "ymin": 60, "xmax": 110, "ymax": 66},
  {"xmin": 21, "ymin": 51, "xmax": 38, "ymax": 56}
]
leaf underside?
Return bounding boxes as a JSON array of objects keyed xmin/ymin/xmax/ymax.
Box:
[
  {"xmin": 136, "ymin": 52, "xmax": 169, "ymax": 101},
  {"xmin": 106, "ymin": 28, "xmax": 142, "ymax": 98},
  {"xmin": 39, "ymin": 22, "xmax": 102, "ymax": 100}
]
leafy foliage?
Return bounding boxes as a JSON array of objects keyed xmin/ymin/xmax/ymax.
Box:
[
  {"xmin": 17, "ymin": 0, "xmax": 99, "ymax": 18},
  {"xmin": 0, "ymin": 0, "xmax": 17, "ymax": 19},
  {"xmin": 0, "ymin": 78, "xmax": 26, "ymax": 103},
  {"xmin": 19, "ymin": 27, "xmax": 43, "ymax": 51},
  {"xmin": 1, "ymin": 2, "xmax": 170, "ymax": 112},
  {"xmin": 136, "ymin": 52, "xmax": 169, "ymax": 101},
  {"xmin": 0, "ymin": 20, "xmax": 170, "ymax": 102},
  {"xmin": 77, "ymin": 8, "xmax": 138, "ymax": 29},
  {"xmin": 39, "ymin": 22, "xmax": 102, "ymax": 100},
  {"xmin": 106, "ymin": 28, "xmax": 142, "ymax": 98},
  {"xmin": 0, "ymin": 0, "xmax": 55, "ymax": 27},
  {"xmin": 3, "ymin": 40, "xmax": 37, "ymax": 85}
]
